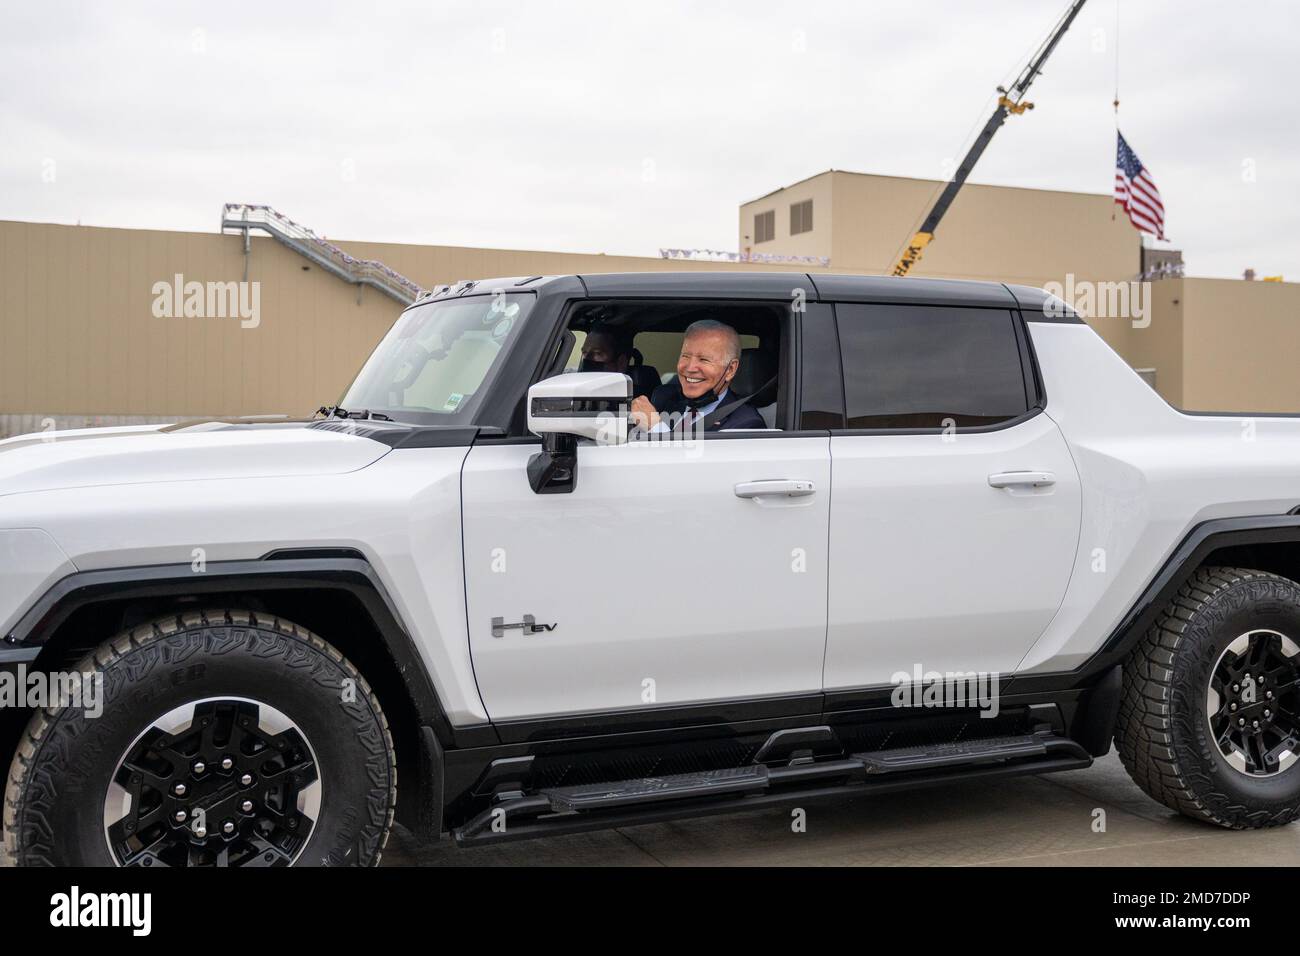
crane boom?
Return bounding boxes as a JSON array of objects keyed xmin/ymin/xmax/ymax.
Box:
[{"xmin": 891, "ymin": 0, "xmax": 1088, "ymax": 277}]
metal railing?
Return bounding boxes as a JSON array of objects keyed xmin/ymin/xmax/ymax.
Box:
[{"xmin": 221, "ymin": 203, "xmax": 424, "ymax": 305}]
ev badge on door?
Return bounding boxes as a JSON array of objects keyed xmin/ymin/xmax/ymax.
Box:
[{"xmin": 491, "ymin": 615, "xmax": 558, "ymax": 638}]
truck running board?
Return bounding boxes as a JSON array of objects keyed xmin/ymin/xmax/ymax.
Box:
[
  {"xmin": 452, "ymin": 732, "xmax": 1090, "ymax": 846},
  {"xmin": 856, "ymin": 734, "xmax": 1050, "ymax": 774},
  {"xmin": 543, "ymin": 766, "xmax": 771, "ymax": 812}
]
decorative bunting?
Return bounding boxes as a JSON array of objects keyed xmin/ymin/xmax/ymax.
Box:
[{"xmin": 659, "ymin": 248, "xmax": 830, "ymax": 268}]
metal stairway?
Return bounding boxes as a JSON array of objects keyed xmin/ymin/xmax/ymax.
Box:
[{"xmin": 221, "ymin": 203, "xmax": 425, "ymax": 305}]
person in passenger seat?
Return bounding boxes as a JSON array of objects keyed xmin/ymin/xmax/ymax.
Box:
[
  {"xmin": 578, "ymin": 325, "xmax": 633, "ymax": 376},
  {"xmin": 631, "ymin": 320, "xmax": 765, "ymax": 434},
  {"xmin": 579, "ymin": 325, "xmax": 660, "ymax": 398}
]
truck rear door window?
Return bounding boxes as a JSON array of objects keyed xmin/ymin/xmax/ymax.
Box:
[{"xmin": 835, "ymin": 304, "xmax": 1029, "ymax": 430}]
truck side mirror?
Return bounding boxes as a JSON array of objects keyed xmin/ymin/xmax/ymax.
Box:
[{"xmin": 525, "ymin": 372, "xmax": 631, "ymax": 494}]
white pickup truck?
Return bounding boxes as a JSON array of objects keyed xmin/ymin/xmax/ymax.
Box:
[{"xmin": 4, "ymin": 271, "xmax": 1299, "ymax": 867}]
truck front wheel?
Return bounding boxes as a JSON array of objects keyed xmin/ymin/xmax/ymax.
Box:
[
  {"xmin": 3, "ymin": 609, "xmax": 396, "ymax": 866},
  {"xmin": 1116, "ymin": 566, "xmax": 1300, "ymax": 828}
]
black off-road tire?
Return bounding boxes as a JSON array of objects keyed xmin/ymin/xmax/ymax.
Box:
[
  {"xmin": 3, "ymin": 609, "xmax": 396, "ymax": 866},
  {"xmin": 1115, "ymin": 566, "xmax": 1300, "ymax": 829}
]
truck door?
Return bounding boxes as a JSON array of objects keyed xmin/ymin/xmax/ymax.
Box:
[
  {"xmin": 460, "ymin": 305, "xmax": 832, "ymax": 725},
  {"xmin": 810, "ymin": 302, "xmax": 1082, "ymax": 693}
]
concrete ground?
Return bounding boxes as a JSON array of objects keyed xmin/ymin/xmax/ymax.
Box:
[{"xmin": 383, "ymin": 749, "xmax": 1300, "ymax": 866}]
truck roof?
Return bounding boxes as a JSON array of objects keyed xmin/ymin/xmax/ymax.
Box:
[{"xmin": 416, "ymin": 272, "xmax": 1076, "ymax": 320}]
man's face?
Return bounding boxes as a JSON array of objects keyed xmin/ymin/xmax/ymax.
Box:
[
  {"xmin": 677, "ymin": 330, "xmax": 737, "ymax": 400},
  {"xmin": 580, "ymin": 331, "xmax": 628, "ymax": 373}
]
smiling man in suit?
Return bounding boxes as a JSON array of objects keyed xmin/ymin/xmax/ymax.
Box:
[{"xmin": 630, "ymin": 319, "xmax": 765, "ymax": 435}]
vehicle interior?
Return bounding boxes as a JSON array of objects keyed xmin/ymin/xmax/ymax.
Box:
[{"xmin": 556, "ymin": 299, "xmax": 791, "ymax": 431}]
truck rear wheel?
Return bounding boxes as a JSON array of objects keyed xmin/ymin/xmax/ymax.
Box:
[
  {"xmin": 3, "ymin": 609, "xmax": 396, "ymax": 866},
  {"xmin": 1115, "ymin": 566, "xmax": 1300, "ymax": 828}
]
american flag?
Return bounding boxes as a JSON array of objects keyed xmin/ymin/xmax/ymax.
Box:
[{"xmin": 1115, "ymin": 132, "xmax": 1166, "ymax": 239}]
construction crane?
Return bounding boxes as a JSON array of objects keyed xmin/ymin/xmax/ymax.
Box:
[{"xmin": 891, "ymin": 0, "xmax": 1088, "ymax": 277}]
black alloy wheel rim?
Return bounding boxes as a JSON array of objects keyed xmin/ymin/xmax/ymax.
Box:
[
  {"xmin": 103, "ymin": 697, "xmax": 321, "ymax": 867},
  {"xmin": 1207, "ymin": 629, "xmax": 1300, "ymax": 778}
]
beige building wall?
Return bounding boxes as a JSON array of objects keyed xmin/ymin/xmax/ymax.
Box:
[
  {"xmin": 738, "ymin": 172, "xmax": 834, "ymax": 262},
  {"xmin": 1083, "ymin": 278, "xmax": 1186, "ymax": 409},
  {"xmin": 0, "ymin": 220, "xmax": 399, "ymax": 423},
  {"xmin": 1179, "ymin": 278, "xmax": 1300, "ymax": 413},
  {"xmin": 2, "ymin": 209, "xmax": 1294, "ymax": 434},
  {"xmin": 740, "ymin": 170, "xmax": 1141, "ymax": 287},
  {"xmin": 738, "ymin": 169, "xmax": 1300, "ymax": 415},
  {"xmin": 1076, "ymin": 276, "xmax": 1300, "ymax": 413},
  {"xmin": 0, "ymin": 219, "xmax": 823, "ymax": 428}
]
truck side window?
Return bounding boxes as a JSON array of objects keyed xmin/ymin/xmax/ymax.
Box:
[
  {"xmin": 798, "ymin": 304, "xmax": 846, "ymax": 429},
  {"xmin": 835, "ymin": 305, "xmax": 1029, "ymax": 430}
]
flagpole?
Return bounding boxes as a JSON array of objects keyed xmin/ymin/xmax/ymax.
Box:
[
  {"xmin": 1113, "ymin": 0, "xmax": 1121, "ymax": 123},
  {"xmin": 1111, "ymin": 0, "xmax": 1120, "ymax": 221}
]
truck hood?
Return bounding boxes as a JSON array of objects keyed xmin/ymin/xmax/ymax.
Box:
[{"xmin": 0, "ymin": 421, "xmax": 391, "ymax": 498}]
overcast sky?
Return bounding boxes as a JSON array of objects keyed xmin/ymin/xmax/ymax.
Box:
[{"xmin": 1, "ymin": 1, "xmax": 1296, "ymax": 279}]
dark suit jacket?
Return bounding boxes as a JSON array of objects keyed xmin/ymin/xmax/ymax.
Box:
[{"xmin": 649, "ymin": 383, "xmax": 767, "ymax": 431}]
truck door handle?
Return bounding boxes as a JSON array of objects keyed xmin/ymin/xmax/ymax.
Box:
[
  {"xmin": 734, "ymin": 479, "xmax": 816, "ymax": 499},
  {"xmin": 988, "ymin": 471, "xmax": 1056, "ymax": 489}
]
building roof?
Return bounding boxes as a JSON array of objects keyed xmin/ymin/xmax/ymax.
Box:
[{"xmin": 740, "ymin": 168, "xmax": 1112, "ymax": 206}]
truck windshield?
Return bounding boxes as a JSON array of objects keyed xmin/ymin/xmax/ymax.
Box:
[{"xmin": 338, "ymin": 293, "xmax": 534, "ymax": 424}]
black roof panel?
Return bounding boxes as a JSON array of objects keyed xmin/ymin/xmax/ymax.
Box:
[
  {"xmin": 578, "ymin": 271, "xmax": 1021, "ymax": 307},
  {"xmin": 419, "ymin": 271, "xmax": 1037, "ymax": 310},
  {"xmin": 579, "ymin": 271, "xmax": 817, "ymax": 300},
  {"xmin": 810, "ymin": 274, "xmax": 1017, "ymax": 307}
]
